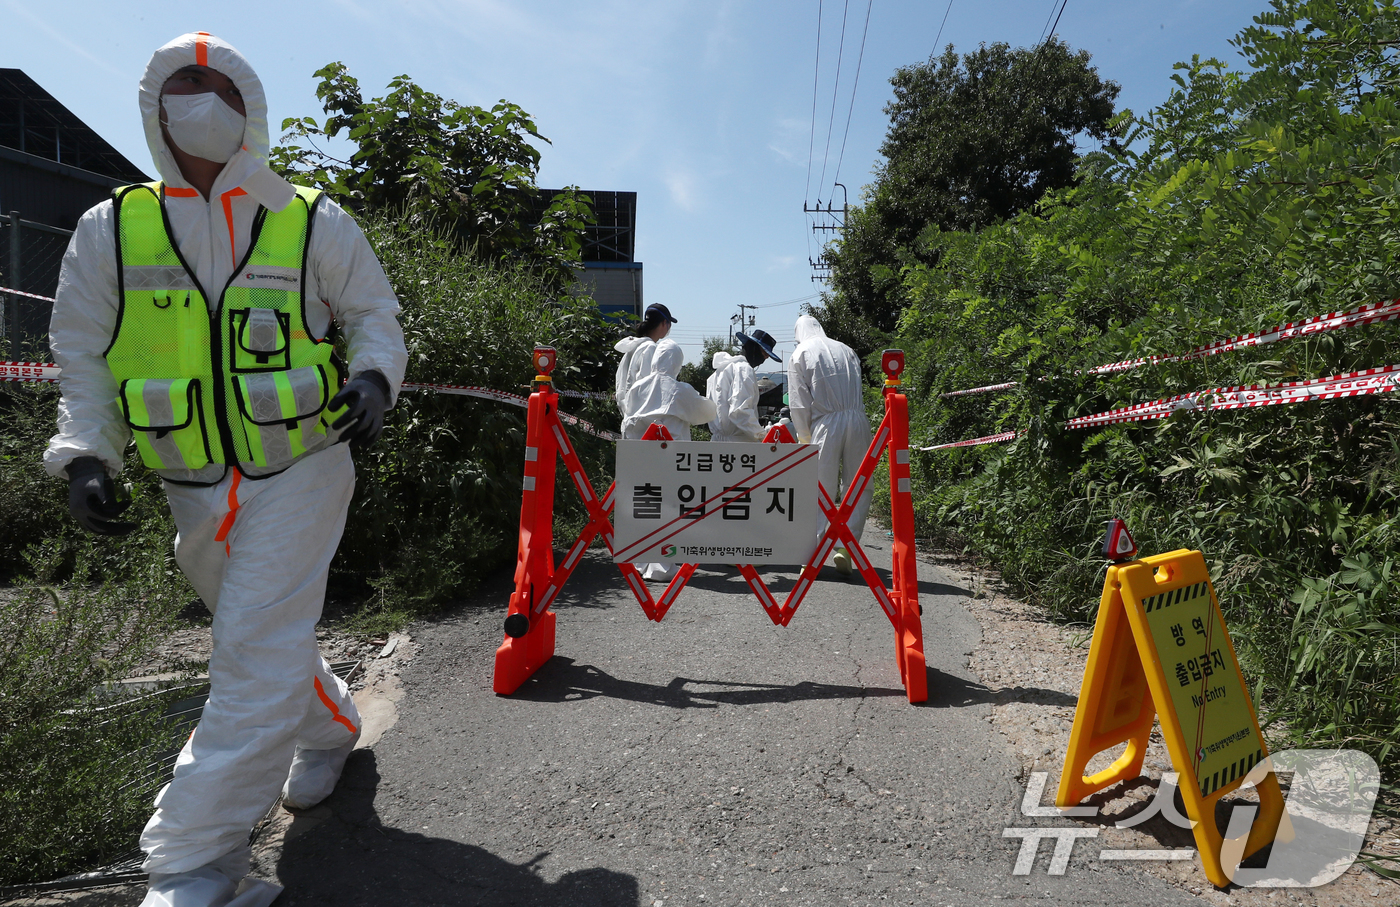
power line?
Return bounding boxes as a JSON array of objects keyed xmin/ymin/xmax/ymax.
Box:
[
  {"xmin": 831, "ymin": 0, "xmax": 873, "ymax": 193},
  {"xmin": 931, "ymin": 0, "xmax": 953, "ymax": 55},
  {"xmin": 755, "ymin": 292, "xmax": 822, "ymax": 309},
  {"xmin": 804, "ymin": 0, "xmax": 824, "ymax": 204},
  {"xmin": 816, "ymin": 0, "xmax": 851, "ymax": 199},
  {"xmin": 1035, "ymin": 0, "xmax": 1060, "ymax": 46},
  {"xmin": 1046, "ymin": 0, "xmax": 1068, "ymax": 43}
]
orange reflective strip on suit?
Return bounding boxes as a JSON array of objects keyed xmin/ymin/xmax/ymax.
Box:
[
  {"xmin": 313, "ymin": 676, "xmax": 358, "ymax": 733},
  {"xmin": 220, "ymin": 187, "xmax": 247, "ymax": 267},
  {"xmin": 215, "ymin": 469, "xmax": 242, "ymax": 556},
  {"xmin": 195, "ymin": 32, "xmax": 209, "ymax": 67},
  {"xmin": 164, "ymin": 186, "xmax": 199, "ymax": 198}
]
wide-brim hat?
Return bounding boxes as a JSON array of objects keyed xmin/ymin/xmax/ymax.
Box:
[{"xmin": 735, "ymin": 329, "xmax": 781, "ymax": 363}]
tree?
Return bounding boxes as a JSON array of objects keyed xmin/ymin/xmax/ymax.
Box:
[
  {"xmin": 824, "ymin": 39, "xmax": 1120, "ymax": 333},
  {"xmin": 677, "ymin": 336, "xmax": 733, "ymax": 393},
  {"xmin": 271, "ymin": 63, "xmax": 592, "ymax": 288}
]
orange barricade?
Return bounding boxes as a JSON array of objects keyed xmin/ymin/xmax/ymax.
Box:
[{"xmin": 494, "ymin": 346, "xmax": 926, "ymax": 703}]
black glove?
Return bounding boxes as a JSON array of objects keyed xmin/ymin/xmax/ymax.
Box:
[
  {"xmin": 329, "ymin": 369, "xmax": 392, "ymax": 449},
  {"xmin": 67, "ymin": 456, "xmax": 137, "ymax": 536}
]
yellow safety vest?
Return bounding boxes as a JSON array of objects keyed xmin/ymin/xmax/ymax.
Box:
[{"xmin": 105, "ymin": 182, "xmax": 342, "ymax": 482}]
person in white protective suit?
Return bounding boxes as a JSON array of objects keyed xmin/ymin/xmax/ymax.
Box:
[
  {"xmin": 44, "ymin": 33, "xmax": 407, "ymax": 907},
  {"xmin": 614, "ymin": 302, "xmax": 678, "ymax": 419},
  {"xmin": 622, "ymin": 339, "xmax": 716, "ymax": 581},
  {"xmin": 706, "ymin": 328, "xmax": 781, "ymax": 443},
  {"xmin": 789, "ymin": 314, "xmax": 872, "ymax": 576}
]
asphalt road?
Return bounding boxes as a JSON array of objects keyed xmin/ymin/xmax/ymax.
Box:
[{"xmin": 258, "ymin": 527, "xmax": 1201, "ymax": 907}]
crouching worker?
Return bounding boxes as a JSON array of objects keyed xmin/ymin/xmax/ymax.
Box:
[
  {"xmin": 44, "ymin": 32, "xmax": 407, "ymax": 907},
  {"xmin": 623, "ymin": 339, "xmax": 717, "ymax": 580}
]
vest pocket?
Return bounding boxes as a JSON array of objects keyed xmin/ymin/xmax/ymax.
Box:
[
  {"xmin": 230, "ymin": 307, "xmax": 291, "ymax": 372},
  {"xmin": 117, "ymin": 378, "xmax": 212, "ymax": 470},
  {"xmin": 231, "ymin": 365, "xmax": 330, "ymax": 467}
]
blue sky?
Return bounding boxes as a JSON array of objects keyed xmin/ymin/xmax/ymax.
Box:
[{"xmin": 3, "ymin": 0, "xmax": 1266, "ymax": 374}]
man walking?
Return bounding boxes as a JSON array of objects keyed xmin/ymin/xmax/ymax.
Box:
[
  {"xmin": 45, "ymin": 32, "xmax": 407, "ymax": 906},
  {"xmin": 789, "ymin": 315, "xmax": 871, "ymax": 576}
]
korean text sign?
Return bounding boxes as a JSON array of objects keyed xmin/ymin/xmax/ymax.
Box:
[{"xmin": 613, "ymin": 440, "xmax": 820, "ymax": 564}]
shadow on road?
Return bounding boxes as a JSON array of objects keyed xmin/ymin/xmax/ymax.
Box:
[
  {"xmin": 507, "ymin": 657, "xmax": 907, "ymax": 708},
  {"xmin": 275, "ymin": 750, "xmax": 639, "ymax": 907},
  {"xmin": 922, "ymin": 667, "xmax": 1079, "ymax": 710}
]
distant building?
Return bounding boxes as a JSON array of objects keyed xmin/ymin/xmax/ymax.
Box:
[
  {"xmin": 536, "ymin": 189, "xmax": 641, "ymax": 320},
  {"xmin": 0, "ymin": 69, "xmax": 150, "ymax": 227},
  {"xmin": 1, "ymin": 69, "xmax": 150, "ymax": 346}
]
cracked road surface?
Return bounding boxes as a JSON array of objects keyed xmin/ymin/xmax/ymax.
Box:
[{"xmin": 257, "ymin": 526, "xmax": 1201, "ymax": 907}]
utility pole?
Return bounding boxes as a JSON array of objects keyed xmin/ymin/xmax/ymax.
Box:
[
  {"xmin": 804, "ymin": 182, "xmax": 848, "ymax": 283},
  {"xmin": 731, "ymin": 304, "xmax": 757, "ymax": 348}
]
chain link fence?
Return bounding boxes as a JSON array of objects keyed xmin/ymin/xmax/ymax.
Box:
[{"xmin": 0, "ymin": 211, "xmax": 72, "ymax": 360}]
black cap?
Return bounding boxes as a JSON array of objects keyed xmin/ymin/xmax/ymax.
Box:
[
  {"xmin": 645, "ymin": 303, "xmax": 678, "ymax": 324},
  {"xmin": 735, "ymin": 328, "xmax": 781, "ymax": 363}
]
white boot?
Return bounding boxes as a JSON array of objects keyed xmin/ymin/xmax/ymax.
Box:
[
  {"xmin": 642, "ymin": 562, "xmax": 676, "ymax": 581},
  {"xmin": 140, "ymin": 866, "xmax": 281, "ymax": 907},
  {"xmin": 281, "ymin": 729, "xmax": 360, "ymax": 810}
]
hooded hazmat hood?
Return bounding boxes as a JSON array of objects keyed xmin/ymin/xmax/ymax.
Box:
[
  {"xmin": 794, "ymin": 314, "xmax": 828, "ymax": 345},
  {"xmin": 139, "ymin": 32, "xmax": 297, "ymax": 211}
]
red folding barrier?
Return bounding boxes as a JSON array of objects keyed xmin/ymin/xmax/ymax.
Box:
[{"xmin": 493, "ymin": 346, "xmax": 926, "ymax": 702}]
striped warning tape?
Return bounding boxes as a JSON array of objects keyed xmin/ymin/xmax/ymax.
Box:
[
  {"xmin": 1065, "ymin": 363, "xmax": 1400, "ymax": 429},
  {"xmin": 941, "ymin": 298, "xmax": 1400, "ymax": 398},
  {"xmin": 920, "ymin": 430, "xmax": 1019, "ymax": 451},
  {"xmin": 0, "ymin": 285, "xmax": 59, "ymax": 303},
  {"xmin": 2, "ymin": 364, "xmax": 621, "ymax": 441},
  {"xmin": 0, "ymin": 361, "xmax": 61, "ymax": 383},
  {"xmin": 400, "ymin": 381, "xmax": 619, "ymax": 440},
  {"xmin": 921, "ymin": 363, "xmax": 1400, "ymax": 450}
]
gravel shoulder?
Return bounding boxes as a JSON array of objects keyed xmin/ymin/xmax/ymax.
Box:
[{"xmin": 941, "ymin": 552, "xmax": 1400, "ymax": 906}]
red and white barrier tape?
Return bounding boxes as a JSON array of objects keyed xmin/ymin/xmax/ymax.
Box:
[
  {"xmin": 922, "ymin": 363, "xmax": 1400, "ymax": 450},
  {"xmin": 0, "ymin": 361, "xmax": 61, "ymax": 383},
  {"xmin": 399, "ymin": 382, "xmax": 618, "ymax": 439},
  {"xmin": 941, "ymin": 298, "xmax": 1400, "ymax": 398},
  {"xmin": 0, "ymin": 285, "xmax": 58, "ymax": 303},
  {"xmin": 0, "ymin": 364, "xmax": 621, "ymax": 441},
  {"xmin": 940, "ymin": 382, "xmax": 1017, "ymax": 399},
  {"xmin": 1065, "ymin": 363, "xmax": 1400, "ymax": 429},
  {"xmin": 920, "ymin": 430, "xmax": 1019, "ymax": 451}
]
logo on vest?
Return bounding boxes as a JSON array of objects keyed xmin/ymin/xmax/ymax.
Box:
[{"xmin": 245, "ymin": 272, "xmax": 299, "ymax": 283}]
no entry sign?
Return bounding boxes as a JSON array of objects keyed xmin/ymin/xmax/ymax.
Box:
[{"xmin": 613, "ymin": 440, "xmax": 820, "ymax": 564}]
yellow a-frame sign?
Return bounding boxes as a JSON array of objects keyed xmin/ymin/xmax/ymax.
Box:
[{"xmin": 1056, "ymin": 548, "xmax": 1286, "ymax": 888}]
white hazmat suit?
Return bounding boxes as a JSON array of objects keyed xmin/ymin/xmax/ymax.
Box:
[
  {"xmin": 613, "ymin": 334, "xmax": 657, "ymax": 416},
  {"xmin": 621, "ymin": 340, "xmax": 716, "ymax": 441},
  {"xmin": 44, "ymin": 33, "xmax": 407, "ymax": 907},
  {"xmin": 705, "ymin": 352, "xmax": 763, "ymax": 442},
  {"xmin": 789, "ymin": 315, "xmax": 872, "ymax": 557},
  {"xmin": 620, "ymin": 341, "xmax": 716, "ymax": 581}
]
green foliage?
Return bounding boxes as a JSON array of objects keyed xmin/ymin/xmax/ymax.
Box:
[
  {"xmin": 0, "ymin": 533, "xmax": 192, "ymax": 886},
  {"xmin": 677, "ymin": 335, "xmax": 733, "ymax": 393},
  {"xmin": 825, "ymin": 38, "xmax": 1121, "ymax": 332},
  {"xmin": 330, "ymin": 214, "xmax": 618, "ymax": 616},
  {"xmin": 271, "ymin": 63, "xmax": 593, "ymax": 288},
  {"xmin": 878, "ymin": 0, "xmax": 1400, "ymax": 778}
]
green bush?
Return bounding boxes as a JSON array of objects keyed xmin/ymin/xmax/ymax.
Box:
[
  {"xmin": 0, "ymin": 544, "xmax": 192, "ymax": 887},
  {"xmin": 330, "ymin": 215, "xmax": 618, "ymax": 628},
  {"xmin": 846, "ymin": 0, "xmax": 1400, "ymax": 779}
]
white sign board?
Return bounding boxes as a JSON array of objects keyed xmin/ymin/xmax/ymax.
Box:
[{"xmin": 613, "ymin": 440, "xmax": 821, "ymax": 565}]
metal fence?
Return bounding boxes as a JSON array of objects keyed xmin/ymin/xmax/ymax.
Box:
[{"xmin": 0, "ymin": 211, "xmax": 72, "ymax": 360}]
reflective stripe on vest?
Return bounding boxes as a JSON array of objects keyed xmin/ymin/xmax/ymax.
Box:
[{"xmin": 105, "ymin": 182, "xmax": 339, "ymax": 476}]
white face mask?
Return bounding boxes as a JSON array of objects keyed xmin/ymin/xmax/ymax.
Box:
[{"xmin": 161, "ymin": 92, "xmax": 246, "ymax": 163}]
